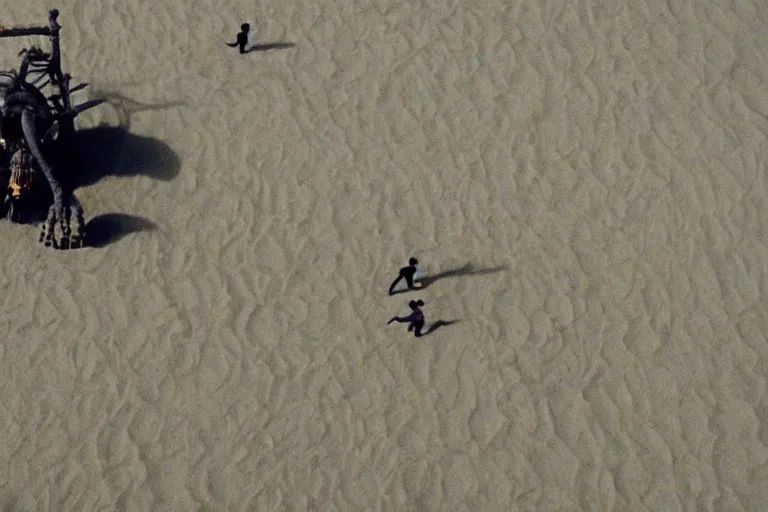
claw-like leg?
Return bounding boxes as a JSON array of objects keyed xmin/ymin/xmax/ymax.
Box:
[
  {"xmin": 70, "ymin": 195, "xmax": 85, "ymax": 248},
  {"xmin": 39, "ymin": 203, "xmax": 57, "ymax": 247},
  {"xmin": 22, "ymin": 106, "xmax": 85, "ymax": 249}
]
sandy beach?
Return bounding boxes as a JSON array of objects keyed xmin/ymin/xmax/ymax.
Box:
[{"xmin": 1, "ymin": 0, "xmax": 767, "ymax": 510}]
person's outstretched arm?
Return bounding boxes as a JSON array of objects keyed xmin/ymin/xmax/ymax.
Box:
[{"xmin": 388, "ymin": 312, "xmax": 418, "ymax": 324}]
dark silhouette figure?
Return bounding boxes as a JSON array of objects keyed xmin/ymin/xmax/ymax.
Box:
[
  {"xmin": 418, "ymin": 263, "xmax": 507, "ymax": 290},
  {"xmin": 388, "ymin": 257, "xmax": 422, "ymax": 295},
  {"xmin": 388, "ymin": 300, "xmax": 426, "ymax": 337},
  {"xmin": 226, "ymin": 23, "xmax": 251, "ymax": 54}
]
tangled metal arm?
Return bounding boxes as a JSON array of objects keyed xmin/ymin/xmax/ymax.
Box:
[
  {"xmin": 0, "ymin": 10, "xmax": 101, "ymax": 248},
  {"xmin": 21, "ymin": 107, "xmax": 85, "ymax": 248}
]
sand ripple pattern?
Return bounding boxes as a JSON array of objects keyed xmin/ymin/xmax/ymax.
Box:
[{"xmin": 1, "ymin": 0, "xmax": 768, "ymax": 510}]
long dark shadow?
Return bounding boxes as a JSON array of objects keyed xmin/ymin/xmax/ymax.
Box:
[
  {"xmin": 86, "ymin": 90, "xmax": 185, "ymax": 129},
  {"xmin": 246, "ymin": 42, "xmax": 295, "ymax": 52},
  {"xmin": 422, "ymin": 320, "xmax": 459, "ymax": 336},
  {"xmin": 85, "ymin": 213, "xmax": 156, "ymax": 248},
  {"xmin": 418, "ymin": 264, "xmax": 508, "ymax": 289}
]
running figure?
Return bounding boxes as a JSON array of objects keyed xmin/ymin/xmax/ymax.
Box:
[
  {"xmin": 388, "ymin": 257, "xmax": 422, "ymax": 295},
  {"xmin": 387, "ymin": 300, "xmax": 426, "ymax": 337},
  {"xmin": 226, "ymin": 23, "xmax": 252, "ymax": 54}
]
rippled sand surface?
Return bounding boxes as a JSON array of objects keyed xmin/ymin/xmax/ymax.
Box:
[{"xmin": 1, "ymin": 0, "xmax": 767, "ymax": 510}]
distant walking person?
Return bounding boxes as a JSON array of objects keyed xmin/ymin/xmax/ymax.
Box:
[
  {"xmin": 387, "ymin": 300, "xmax": 426, "ymax": 337},
  {"xmin": 226, "ymin": 23, "xmax": 252, "ymax": 54},
  {"xmin": 388, "ymin": 257, "xmax": 421, "ymax": 295}
]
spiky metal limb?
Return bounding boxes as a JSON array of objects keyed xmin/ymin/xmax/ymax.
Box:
[
  {"xmin": 0, "ymin": 10, "xmax": 103, "ymax": 248},
  {"xmin": 21, "ymin": 107, "xmax": 84, "ymax": 248}
]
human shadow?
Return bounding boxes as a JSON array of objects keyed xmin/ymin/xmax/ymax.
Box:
[
  {"xmin": 85, "ymin": 213, "xmax": 157, "ymax": 248},
  {"xmin": 421, "ymin": 320, "xmax": 459, "ymax": 336},
  {"xmin": 245, "ymin": 42, "xmax": 295, "ymax": 53},
  {"xmin": 417, "ymin": 263, "xmax": 508, "ymax": 290}
]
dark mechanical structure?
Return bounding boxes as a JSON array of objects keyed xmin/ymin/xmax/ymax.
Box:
[{"xmin": 0, "ymin": 9, "xmax": 104, "ymax": 249}]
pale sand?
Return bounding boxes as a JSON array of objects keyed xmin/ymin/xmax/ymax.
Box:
[{"xmin": 1, "ymin": 0, "xmax": 767, "ymax": 510}]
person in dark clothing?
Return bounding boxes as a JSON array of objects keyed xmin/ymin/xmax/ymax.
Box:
[
  {"xmin": 226, "ymin": 23, "xmax": 251, "ymax": 54},
  {"xmin": 388, "ymin": 257, "xmax": 421, "ymax": 295},
  {"xmin": 387, "ymin": 300, "xmax": 425, "ymax": 337}
]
